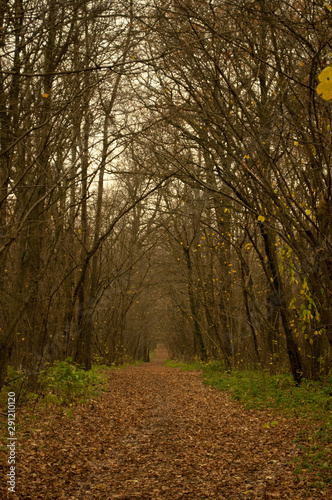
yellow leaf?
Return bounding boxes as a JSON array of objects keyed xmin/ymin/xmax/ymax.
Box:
[
  {"xmin": 258, "ymin": 215, "xmax": 266, "ymax": 222},
  {"xmin": 316, "ymin": 66, "xmax": 332, "ymax": 100},
  {"xmin": 42, "ymin": 93, "xmax": 49, "ymax": 98},
  {"xmin": 294, "ymin": 140, "xmax": 299, "ymax": 146},
  {"xmin": 305, "ymin": 209, "xmax": 311, "ymax": 216}
]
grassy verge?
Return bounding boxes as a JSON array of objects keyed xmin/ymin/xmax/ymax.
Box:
[{"xmin": 166, "ymin": 359, "xmax": 332, "ymax": 489}]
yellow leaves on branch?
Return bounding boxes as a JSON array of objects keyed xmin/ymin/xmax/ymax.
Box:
[{"xmin": 316, "ymin": 66, "xmax": 332, "ymax": 101}]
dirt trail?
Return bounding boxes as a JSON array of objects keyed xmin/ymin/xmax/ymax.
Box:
[{"xmin": 1, "ymin": 346, "xmax": 325, "ymax": 499}]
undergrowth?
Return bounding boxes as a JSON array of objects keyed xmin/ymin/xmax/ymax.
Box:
[
  {"xmin": 0, "ymin": 359, "xmax": 109, "ymax": 409},
  {"xmin": 0, "ymin": 355, "xmax": 145, "ymax": 410},
  {"xmin": 38, "ymin": 358, "xmax": 109, "ymax": 405},
  {"xmin": 166, "ymin": 359, "xmax": 332, "ymax": 489}
]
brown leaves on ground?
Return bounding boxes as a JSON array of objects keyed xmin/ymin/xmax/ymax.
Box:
[{"xmin": 0, "ymin": 346, "xmax": 330, "ymax": 499}]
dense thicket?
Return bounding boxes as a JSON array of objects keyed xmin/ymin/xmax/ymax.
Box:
[{"xmin": 0, "ymin": 0, "xmax": 331, "ymax": 385}]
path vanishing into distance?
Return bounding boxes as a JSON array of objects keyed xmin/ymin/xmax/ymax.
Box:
[{"xmin": 1, "ymin": 346, "xmax": 328, "ymax": 499}]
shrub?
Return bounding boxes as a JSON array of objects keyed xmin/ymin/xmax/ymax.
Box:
[{"xmin": 38, "ymin": 358, "xmax": 107, "ymax": 405}]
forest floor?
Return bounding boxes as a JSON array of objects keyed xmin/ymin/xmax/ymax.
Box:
[{"xmin": 1, "ymin": 345, "xmax": 330, "ymax": 500}]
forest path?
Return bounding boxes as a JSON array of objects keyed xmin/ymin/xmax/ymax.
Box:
[{"xmin": 2, "ymin": 346, "xmax": 324, "ymax": 499}]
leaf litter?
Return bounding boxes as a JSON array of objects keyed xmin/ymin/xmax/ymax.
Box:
[{"xmin": 0, "ymin": 346, "xmax": 330, "ymax": 499}]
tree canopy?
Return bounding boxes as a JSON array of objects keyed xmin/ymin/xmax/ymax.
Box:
[{"xmin": 0, "ymin": 0, "xmax": 332, "ymax": 384}]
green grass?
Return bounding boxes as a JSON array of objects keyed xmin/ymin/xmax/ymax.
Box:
[
  {"xmin": 166, "ymin": 359, "xmax": 205, "ymax": 371},
  {"xmin": 167, "ymin": 359, "xmax": 332, "ymax": 489}
]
